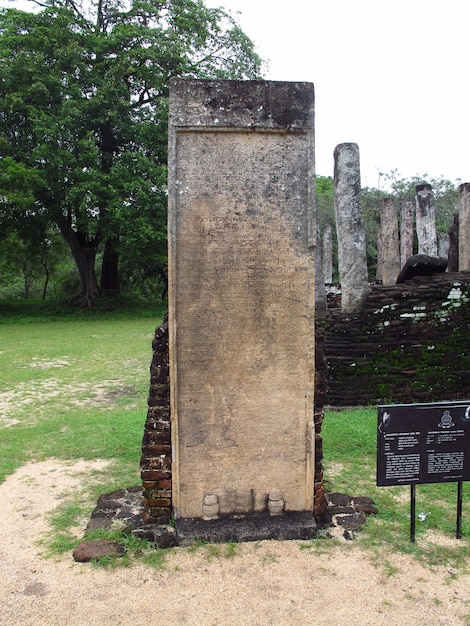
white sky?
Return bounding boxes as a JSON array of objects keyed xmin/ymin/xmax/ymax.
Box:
[
  {"xmin": 4, "ymin": 0, "xmax": 469, "ymax": 187},
  {"xmin": 206, "ymin": 0, "xmax": 470, "ymax": 187}
]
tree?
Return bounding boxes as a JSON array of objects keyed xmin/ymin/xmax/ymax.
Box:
[{"xmin": 0, "ymin": 0, "xmax": 263, "ymax": 305}]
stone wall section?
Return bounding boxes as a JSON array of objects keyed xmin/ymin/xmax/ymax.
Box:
[{"xmin": 326, "ymin": 273, "xmax": 470, "ymax": 406}]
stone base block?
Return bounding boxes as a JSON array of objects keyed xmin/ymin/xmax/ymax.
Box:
[{"xmin": 175, "ymin": 511, "xmax": 317, "ymax": 546}]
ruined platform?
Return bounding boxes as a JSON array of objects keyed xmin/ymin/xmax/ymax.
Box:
[{"xmin": 81, "ymin": 487, "xmax": 316, "ymax": 550}]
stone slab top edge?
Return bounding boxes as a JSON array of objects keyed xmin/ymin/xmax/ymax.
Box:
[{"xmin": 169, "ymin": 78, "xmax": 314, "ymax": 131}]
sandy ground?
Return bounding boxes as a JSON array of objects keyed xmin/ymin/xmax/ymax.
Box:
[{"xmin": 1, "ymin": 460, "xmax": 469, "ymax": 626}]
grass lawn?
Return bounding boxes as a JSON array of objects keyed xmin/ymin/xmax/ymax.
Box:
[{"xmin": 0, "ymin": 298, "xmax": 166, "ymax": 487}]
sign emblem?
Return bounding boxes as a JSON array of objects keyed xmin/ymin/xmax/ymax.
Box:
[{"xmin": 438, "ymin": 410, "xmax": 454, "ymax": 429}]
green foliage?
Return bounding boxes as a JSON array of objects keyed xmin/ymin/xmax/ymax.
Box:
[
  {"xmin": 0, "ymin": 227, "xmax": 74, "ymax": 299},
  {"xmin": 0, "ymin": 0, "xmax": 263, "ymax": 303}
]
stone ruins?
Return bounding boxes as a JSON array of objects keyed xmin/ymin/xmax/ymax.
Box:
[
  {"xmin": 333, "ymin": 143, "xmax": 369, "ymax": 312},
  {"xmin": 138, "ymin": 78, "xmax": 470, "ymax": 546},
  {"xmin": 378, "ymin": 197, "xmax": 400, "ymax": 287},
  {"xmin": 415, "ymin": 183, "xmax": 438, "ymax": 256},
  {"xmin": 459, "ymin": 182, "xmax": 470, "ymax": 272},
  {"xmin": 140, "ymin": 79, "xmax": 318, "ymax": 540}
]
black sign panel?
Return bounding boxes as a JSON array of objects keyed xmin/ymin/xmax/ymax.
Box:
[{"xmin": 377, "ymin": 401, "xmax": 470, "ymax": 486}]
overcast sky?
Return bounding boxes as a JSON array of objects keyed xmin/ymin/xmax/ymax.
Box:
[
  {"xmin": 4, "ymin": 0, "xmax": 469, "ymax": 188},
  {"xmin": 206, "ymin": 0, "xmax": 469, "ymax": 188}
]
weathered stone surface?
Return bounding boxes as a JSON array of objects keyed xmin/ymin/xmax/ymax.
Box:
[
  {"xmin": 400, "ymin": 200, "xmax": 414, "ymax": 267},
  {"xmin": 353, "ymin": 500, "xmax": 379, "ymax": 515},
  {"xmin": 73, "ymin": 539, "xmax": 125, "ymax": 562},
  {"xmin": 396, "ymin": 254, "xmax": 447, "ymax": 283},
  {"xmin": 315, "ymin": 220, "xmax": 327, "ymax": 311},
  {"xmin": 380, "ymin": 197, "xmax": 400, "ymax": 287},
  {"xmin": 335, "ymin": 513, "xmax": 367, "ymax": 530},
  {"xmin": 458, "ymin": 183, "xmax": 470, "ymax": 271},
  {"xmin": 415, "ymin": 184, "xmax": 437, "ymax": 256},
  {"xmin": 353, "ymin": 496, "xmax": 376, "ymax": 507},
  {"xmin": 175, "ymin": 512, "xmax": 316, "ymax": 545},
  {"xmin": 168, "ymin": 79, "xmax": 315, "ymax": 519},
  {"xmin": 327, "ymin": 492, "xmax": 353, "ymax": 508},
  {"xmin": 333, "ymin": 143, "xmax": 369, "ymax": 312},
  {"xmin": 132, "ymin": 525, "xmax": 178, "ymax": 548},
  {"xmin": 85, "ymin": 518, "xmax": 114, "ymax": 533},
  {"xmin": 322, "ymin": 224, "xmax": 333, "ymax": 284},
  {"xmin": 448, "ymin": 212, "xmax": 459, "ymax": 272}
]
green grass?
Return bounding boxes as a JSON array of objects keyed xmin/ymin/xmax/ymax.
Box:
[
  {"xmin": 2, "ymin": 299, "xmax": 470, "ymax": 572},
  {"xmin": 0, "ymin": 298, "xmax": 166, "ymax": 564},
  {"xmin": 0, "ymin": 298, "xmax": 166, "ymax": 483}
]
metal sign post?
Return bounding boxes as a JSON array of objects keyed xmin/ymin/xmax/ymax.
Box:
[{"xmin": 377, "ymin": 401, "xmax": 470, "ymax": 542}]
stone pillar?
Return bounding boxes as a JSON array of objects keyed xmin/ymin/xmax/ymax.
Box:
[
  {"xmin": 438, "ymin": 234, "xmax": 449, "ymax": 259},
  {"xmin": 400, "ymin": 200, "xmax": 414, "ymax": 267},
  {"xmin": 315, "ymin": 221, "xmax": 327, "ymax": 311},
  {"xmin": 458, "ymin": 183, "xmax": 470, "ymax": 271},
  {"xmin": 322, "ymin": 224, "xmax": 333, "ymax": 284},
  {"xmin": 168, "ymin": 79, "xmax": 316, "ymax": 521},
  {"xmin": 415, "ymin": 184, "xmax": 437, "ymax": 256},
  {"xmin": 380, "ymin": 197, "xmax": 401, "ymax": 286},
  {"xmin": 333, "ymin": 143, "xmax": 369, "ymax": 312},
  {"xmin": 375, "ymin": 227, "xmax": 382, "ymax": 282},
  {"xmin": 448, "ymin": 212, "xmax": 459, "ymax": 272}
]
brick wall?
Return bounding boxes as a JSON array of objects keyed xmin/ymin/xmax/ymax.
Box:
[
  {"xmin": 140, "ymin": 315, "xmax": 172, "ymax": 522},
  {"xmin": 325, "ymin": 272, "xmax": 470, "ymax": 406}
]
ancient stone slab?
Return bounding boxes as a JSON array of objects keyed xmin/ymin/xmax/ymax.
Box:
[
  {"xmin": 448, "ymin": 212, "xmax": 459, "ymax": 272},
  {"xmin": 333, "ymin": 143, "xmax": 369, "ymax": 312},
  {"xmin": 458, "ymin": 183, "xmax": 470, "ymax": 271},
  {"xmin": 396, "ymin": 254, "xmax": 447, "ymax": 283},
  {"xmin": 380, "ymin": 197, "xmax": 400, "ymax": 286},
  {"xmin": 168, "ymin": 79, "xmax": 315, "ymax": 519},
  {"xmin": 322, "ymin": 224, "xmax": 333, "ymax": 284},
  {"xmin": 315, "ymin": 221, "xmax": 327, "ymax": 311},
  {"xmin": 73, "ymin": 539, "xmax": 125, "ymax": 562},
  {"xmin": 175, "ymin": 511, "xmax": 316, "ymax": 545},
  {"xmin": 400, "ymin": 200, "xmax": 414, "ymax": 267},
  {"xmin": 415, "ymin": 184, "xmax": 437, "ymax": 256}
]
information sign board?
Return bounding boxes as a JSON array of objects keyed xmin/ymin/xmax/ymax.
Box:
[{"xmin": 377, "ymin": 401, "xmax": 470, "ymax": 486}]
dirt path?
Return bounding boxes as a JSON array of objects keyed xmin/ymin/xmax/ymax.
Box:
[{"xmin": 0, "ymin": 460, "xmax": 469, "ymax": 625}]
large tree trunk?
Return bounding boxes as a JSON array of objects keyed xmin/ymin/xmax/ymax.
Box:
[
  {"xmin": 100, "ymin": 236, "xmax": 120, "ymax": 294},
  {"xmin": 56, "ymin": 215, "xmax": 101, "ymax": 306}
]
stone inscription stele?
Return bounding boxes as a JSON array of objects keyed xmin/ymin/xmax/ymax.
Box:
[{"xmin": 168, "ymin": 79, "xmax": 315, "ymax": 519}]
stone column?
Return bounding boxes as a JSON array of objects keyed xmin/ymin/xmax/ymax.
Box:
[
  {"xmin": 400, "ymin": 200, "xmax": 414, "ymax": 267},
  {"xmin": 322, "ymin": 224, "xmax": 333, "ymax": 284},
  {"xmin": 458, "ymin": 183, "xmax": 470, "ymax": 271},
  {"xmin": 375, "ymin": 227, "xmax": 383, "ymax": 282},
  {"xmin": 448, "ymin": 212, "xmax": 459, "ymax": 272},
  {"xmin": 415, "ymin": 184, "xmax": 437, "ymax": 256},
  {"xmin": 315, "ymin": 221, "xmax": 327, "ymax": 311},
  {"xmin": 438, "ymin": 234, "xmax": 449, "ymax": 259},
  {"xmin": 380, "ymin": 197, "xmax": 400, "ymax": 286},
  {"xmin": 333, "ymin": 143, "xmax": 369, "ymax": 312}
]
